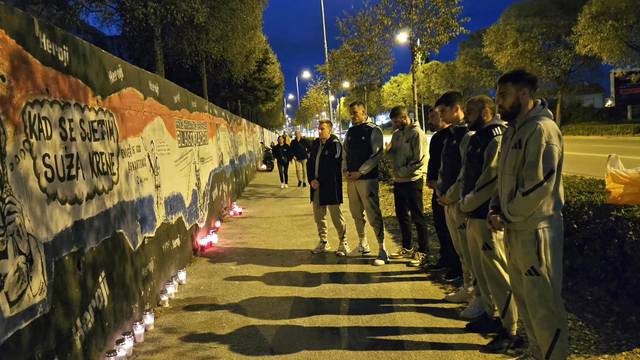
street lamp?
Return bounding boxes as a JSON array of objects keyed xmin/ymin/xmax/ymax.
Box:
[
  {"xmin": 321, "ymin": 0, "xmax": 334, "ymax": 124},
  {"xmin": 342, "ymin": 81, "xmax": 351, "ymax": 89},
  {"xmin": 296, "ymin": 70, "xmax": 313, "ymax": 108},
  {"xmin": 286, "ymin": 103, "xmax": 292, "ymax": 109},
  {"xmin": 288, "ymin": 93, "xmax": 295, "ymax": 101},
  {"xmin": 395, "ymin": 29, "xmax": 423, "ymax": 130}
]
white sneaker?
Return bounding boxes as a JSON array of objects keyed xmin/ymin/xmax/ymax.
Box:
[
  {"xmin": 311, "ymin": 241, "xmax": 330, "ymax": 254},
  {"xmin": 460, "ymin": 296, "xmax": 485, "ymax": 319},
  {"xmin": 336, "ymin": 242, "xmax": 350, "ymax": 257},
  {"xmin": 285, "ymin": 184, "xmax": 289, "ymax": 188},
  {"xmin": 348, "ymin": 242, "xmax": 371, "ymax": 256},
  {"xmin": 280, "ymin": 183, "xmax": 285, "ymax": 189},
  {"xmin": 444, "ymin": 287, "xmax": 472, "ymax": 303},
  {"xmin": 372, "ymin": 249, "xmax": 389, "ymax": 266}
]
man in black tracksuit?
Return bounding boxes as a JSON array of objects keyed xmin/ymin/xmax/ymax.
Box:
[
  {"xmin": 425, "ymin": 108, "xmax": 461, "ymax": 275},
  {"xmin": 307, "ymin": 120, "xmax": 349, "ymax": 255}
]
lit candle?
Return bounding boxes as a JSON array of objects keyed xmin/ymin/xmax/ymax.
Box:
[
  {"xmin": 214, "ymin": 220, "xmax": 221, "ymax": 229},
  {"xmin": 121, "ymin": 331, "xmax": 134, "ymax": 356},
  {"xmin": 104, "ymin": 349, "xmax": 118, "ymax": 360},
  {"xmin": 115, "ymin": 338, "xmax": 128, "ymax": 358},
  {"xmin": 143, "ymin": 310, "xmax": 155, "ymax": 330},
  {"xmin": 177, "ymin": 269, "xmax": 187, "ymax": 284},
  {"xmin": 132, "ymin": 321, "xmax": 145, "ymax": 343},
  {"xmin": 159, "ymin": 289, "xmax": 170, "ymax": 307},
  {"xmin": 165, "ymin": 281, "xmax": 176, "ymax": 298}
]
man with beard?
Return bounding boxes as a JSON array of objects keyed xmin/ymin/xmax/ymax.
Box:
[
  {"xmin": 386, "ymin": 106, "xmax": 429, "ymax": 267},
  {"xmin": 424, "ymin": 108, "xmax": 462, "ymax": 276},
  {"xmin": 458, "ymin": 95, "xmax": 520, "ymax": 354},
  {"xmin": 490, "ymin": 69, "xmax": 567, "ymax": 360}
]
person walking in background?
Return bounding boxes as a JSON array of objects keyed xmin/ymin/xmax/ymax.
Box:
[
  {"xmin": 291, "ymin": 130, "xmax": 310, "ymax": 187},
  {"xmin": 272, "ymin": 135, "xmax": 292, "ymax": 189},
  {"xmin": 424, "ymin": 108, "xmax": 462, "ymax": 276},
  {"xmin": 458, "ymin": 95, "xmax": 520, "ymax": 354},
  {"xmin": 307, "ymin": 120, "xmax": 349, "ymax": 256},
  {"xmin": 490, "ymin": 69, "xmax": 567, "ymax": 360},
  {"xmin": 343, "ymin": 101, "xmax": 387, "ymax": 265},
  {"xmin": 386, "ymin": 106, "xmax": 429, "ymax": 268}
]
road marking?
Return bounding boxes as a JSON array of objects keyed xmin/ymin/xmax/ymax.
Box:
[{"xmin": 564, "ymin": 152, "xmax": 640, "ymax": 160}]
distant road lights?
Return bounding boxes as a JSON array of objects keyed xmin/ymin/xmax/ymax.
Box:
[
  {"xmin": 342, "ymin": 81, "xmax": 351, "ymax": 89},
  {"xmin": 288, "ymin": 93, "xmax": 295, "ymax": 100},
  {"xmin": 301, "ymin": 70, "xmax": 312, "ymax": 79},
  {"xmin": 286, "ymin": 103, "xmax": 292, "ymax": 109},
  {"xmin": 395, "ymin": 30, "xmax": 410, "ymax": 44}
]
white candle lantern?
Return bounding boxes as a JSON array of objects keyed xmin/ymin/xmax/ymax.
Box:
[
  {"xmin": 132, "ymin": 321, "xmax": 145, "ymax": 343},
  {"xmin": 121, "ymin": 331, "xmax": 134, "ymax": 356},
  {"xmin": 165, "ymin": 281, "xmax": 176, "ymax": 298},
  {"xmin": 159, "ymin": 289, "xmax": 170, "ymax": 307},
  {"xmin": 143, "ymin": 310, "xmax": 155, "ymax": 330},
  {"xmin": 115, "ymin": 338, "xmax": 128, "ymax": 358},
  {"xmin": 177, "ymin": 269, "xmax": 187, "ymax": 284},
  {"xmin": 104, "ymin": 349, "xmax": 118, "ymax": 360}
]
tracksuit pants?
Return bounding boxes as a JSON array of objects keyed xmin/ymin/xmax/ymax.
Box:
[
  {"xmin": 295, "ymin": 159, "xmax": 307, "ymax": 183},
  {"xmin": 347, "ymin": 179, "xmax": 385, "ymax": 248},
  {"xmin": 393, "ymin": 178, "xmax": 428, "ymax": 252},
  {"xmin": 312, "ymin": 190, "xmax": 347, "ymax": 244},
  {"xmin": 432, "ymin": 193, "xmax": 460, "ymax": 270},
  {"xmin": 445, "ymin": 203, "xmax": 474, "ymax": 289},
  {"xmin": 505, "ymin": 215, "xmax": 568, "ymax": 360},
  {"xmin": 466, "ymin": 218, "xmax": 517, "ymax": 335}
]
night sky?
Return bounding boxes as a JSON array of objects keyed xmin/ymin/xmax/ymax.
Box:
[{"xmin": 263, "ymin": 0, "xmax": 518, "ymax": 104}]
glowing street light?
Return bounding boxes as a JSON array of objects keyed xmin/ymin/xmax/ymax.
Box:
[
  {"xmin": 395, "ymin": 30, "xmax": 410, "ymax": 44},
  {"xmin": 286, "ymin": 103, "xmax": 292, "ymax": 109},
  {"xmin": 342, "ymin": 81, "xmax": 351, "ymax": 89},
  {"xmin": 301, "ymin": 70, "xmax": 312, "ymax": 79},
  {"xmin": 287, "ymin": 93, "xmax": 295, "ymax": 100}
]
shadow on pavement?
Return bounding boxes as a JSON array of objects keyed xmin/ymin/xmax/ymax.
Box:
[
  {"xmin": 203, "ymin": 246, "xmax": 377, "ymax": 268},
  {"xmin": 180, "ymin": 324, "xmax": 482, "ymax": 356},
  {"xmin": 181, "ymin": 296, "xmax": 457, "ymax": 320},
  {"xmin": 224, "ymin": 270, "xmax": 429, "ymax": 287}
]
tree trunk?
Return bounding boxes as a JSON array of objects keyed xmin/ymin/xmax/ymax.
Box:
[
  {"xmin": 555, "ymin": 89, "xmax": 563, "ymax": 126},
  {"xmin": 152, "ymin": 24, "xmax": 165, "ymax": 77},
  {"xmin": 200, "ymin": 57, "xmax": 208, "ymax": 101},
  {"xmin": 364, "ymin": 85, "xmax": 368, "ymax": 109}
]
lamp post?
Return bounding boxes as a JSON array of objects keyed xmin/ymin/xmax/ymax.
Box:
[
  {"xmin": 296, "ymin": 70, "xmax": 312, "ymax": 108},
  {"xmin": 395, "ymin": 29, "xmax": 424, "ymax": 130},
  {"xmin": 320, "ymin": 0, "xmax": 334, "ymax": 124}
]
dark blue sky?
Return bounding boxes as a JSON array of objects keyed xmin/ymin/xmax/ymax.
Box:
[{"xmin": 263, "ymin": 0, "xmax": 518, "ymax": 104}]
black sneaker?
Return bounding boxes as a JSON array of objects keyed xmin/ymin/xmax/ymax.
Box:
[
  {"xmin": 298, "ymin": 181, "xmax": 302, "ymax": 187},
  {"xmin": 443, "ymin": 269, "xmax": 462, "ymax": 282},
  {"xmin": 424, "ymin": 260, "xmax": 448, "ymax": 271},
  {"xmin": 480, "ymin": 330, "xmax": 515, "ymax": 354},
  {"xmin": 464, "ymin": 314, "xmax": 503, "ymax": 334}
]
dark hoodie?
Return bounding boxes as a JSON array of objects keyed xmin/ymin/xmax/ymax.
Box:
[{"xmin": 307, "ymin": 134, "xmax": 343, "ymax": 205}]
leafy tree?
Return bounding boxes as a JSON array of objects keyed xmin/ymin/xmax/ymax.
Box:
[
  {"xmin": 574, "ymin": 0, "xmax": 640, "ymax": 67},
  {"xmin": 450, "ymin": 29, "xmax": 499, "ymax": 96},
  {"xmin": 296, "ymin": 81, "xmax": 329, "ymax": 127},
  {"xmin": 483, "ymin": 0, "xmax": 593, "ymax": 124},
  {"xmin": 381, "ymin": 73, "xmax": 412, "ymax": 109}
]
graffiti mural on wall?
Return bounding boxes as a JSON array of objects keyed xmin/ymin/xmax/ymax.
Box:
[{"xmin": 0, "ymin": 4, "xmax": 276, "ymax": 343}]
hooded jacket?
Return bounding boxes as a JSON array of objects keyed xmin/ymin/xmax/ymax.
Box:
[
  {"xmin": 490, "ymin": 99, "xmax": 564, "ymax": 229},
  {"xmin": 307, "ymin": 134, "xmax": 343, "ymax": 205},
  {"xmin": 459, "ymin": 117, "xmax": 506, "ymax": 219},
  {"xmin": 387, "ymin": 122, "xmax": 427, "ymax": 183}
]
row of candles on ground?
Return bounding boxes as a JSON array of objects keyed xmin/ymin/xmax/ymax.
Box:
[
  {"xmin": 197, "ymin": 202, "xmax": 243, "ymax": 249},
  {"xmin": 104, "ymin": 268, "xmax": 188, "ymax": 359}
]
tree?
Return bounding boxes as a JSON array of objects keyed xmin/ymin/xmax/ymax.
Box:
[
  {"xmin": 483, "ymin": 0, "xmax": 593, "ymax": 124},
  {"xmin": 381, "ymin": 73, "xmax": 412, "ymax": 109},
  {"xmin": 451, "ymin": 29, "xmax": 500, "ymax": 96},
  {"xmin": 296, "ymin": 81, "xmax": 329, "ymax": 127},
  {"xmin": 574, "ymin": 0, "xmax": 640, "ymax": 67}
]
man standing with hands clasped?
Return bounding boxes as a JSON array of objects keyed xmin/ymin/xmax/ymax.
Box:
[
  {"xmin": 386, "ymin": 105, "xmax": 429, "ymax": 268},
  {"xmin": 490, "ymin": 69, "xmax": 567, "ymax": 360},
  {"xmin": 343, "ymin": 101, "xmax": 388, "ymax": 266},
  {"xmin": 307, "ymin": 120, "xmax": 349, "ymax": 256}
]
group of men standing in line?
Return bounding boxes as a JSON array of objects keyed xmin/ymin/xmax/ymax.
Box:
[{"xmin": 303, "ymin": 69, "xmax": 568, "ymax": 360}]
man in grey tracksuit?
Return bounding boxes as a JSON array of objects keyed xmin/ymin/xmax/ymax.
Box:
[
  {"xmin": 386, "ymin": 106, "xmax": 429, "ymax": 267},
  {"xmin": 490, "ymin": 70, "xmax": 567, "ymax": 360},
  {"xmin": 343, "ymin": 101, "xmax": 388, "ymax": 265},
  {"xmin": 459, "ymin": 95, "xmax": 518, "ymax": 353}
]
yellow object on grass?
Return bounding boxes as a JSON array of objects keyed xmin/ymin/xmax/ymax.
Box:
[{"xmin": 605, "ymin": 154, "xmax": 640, "ymax": 205}]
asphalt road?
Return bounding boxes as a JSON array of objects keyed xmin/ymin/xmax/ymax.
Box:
[
  {"xmin": 132, "ymin": 170, "xmax": 505, "ymax": 360},
  {"xmin": 383, "ymin": 134, "xmax": 640, "ymax": 178}
]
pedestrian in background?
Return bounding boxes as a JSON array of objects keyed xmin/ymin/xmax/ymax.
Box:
[
  {"xmin": 291, "ymin": 130, "xmax": 310, "ymax": 187},
  {"xmin": 490, "ymin": 69, "xmax": 567, "ymax": 360},
  {"xmin": 386, "ymin": 105, "xmax": 429, "ymax": 268},
  {"xmin": 343, "ymin": 101, "xmax": 387, "ymax": 265},
  {"xmin": 307, "ymin": 120, "xmax": 349, "ymax": 256},
  {"xmin": 272, "ymin": 135, "xmax": 292, "ymax": 189}
]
